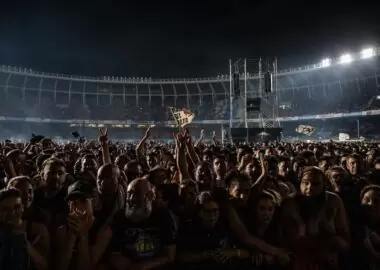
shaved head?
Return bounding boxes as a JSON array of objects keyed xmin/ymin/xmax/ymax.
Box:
[
  {"xmin": 97, "ymin": 163, "xmax": 120, "ymax": 196},
  {"xmin": 128, "ymin": 178, "xmax": 152, "ymax": 191},
  {"xmin": 98, "ymin": 163, "xmax": 120, "ymax": 178},
  {"xmin": 125, "ymin": 178, "xmax": 153, "ymax": 222}
]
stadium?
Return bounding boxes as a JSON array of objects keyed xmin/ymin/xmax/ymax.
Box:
[{"xmin": 0, "ymin": 47, "xmax": 379, "ymax": 142}]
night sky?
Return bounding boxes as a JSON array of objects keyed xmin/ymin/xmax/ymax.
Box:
[{"xmin": 0, "ymin": 0, "xmax": 378, "ymax": 78}]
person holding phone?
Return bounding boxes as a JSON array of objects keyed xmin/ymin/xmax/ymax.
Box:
[{"xmin": 54, "ymin": 181, "xmax": 95, "ymax": 270}]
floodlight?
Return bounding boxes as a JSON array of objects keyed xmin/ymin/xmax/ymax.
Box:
[
  {"xmin": 361, "ymin": 48, "xmax": 375, "ymax": 59},
  {"xmin": 339, "ymin": 54, "xmax": 352, "ymax": 64},
  {"xmin": 321, "ymin": 58, "xmax": 331, "ymax": 67}
]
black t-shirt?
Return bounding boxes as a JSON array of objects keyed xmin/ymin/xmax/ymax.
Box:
[
  {"xmin": 109, "ymin": 208, "xmax": 177, "ymax": 262},
  {"xmin": 177, "ymin": 219, "xmax": 230, "ymax": 253},
  {"xmin": 24, "ymin": 206, "xmax": 50, "ymax": 227},
  {"xmin": 33, "ymin": 188, "xmax": 68, "ymax": 228},
  {"xmin": 0, "ymin": 229, "xmax": 30, "ymax": 270}
]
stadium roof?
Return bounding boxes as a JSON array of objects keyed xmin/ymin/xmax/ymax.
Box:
[{"xmin": 0, "ymin": 46, "xmax": 379, "ymax": 84}]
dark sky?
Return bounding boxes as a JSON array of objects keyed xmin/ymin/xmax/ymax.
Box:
[{"xmin": 0, "ymin": 0, "xmax": 379, "ymax": 78}]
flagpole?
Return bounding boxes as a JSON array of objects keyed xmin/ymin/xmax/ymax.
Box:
[
  {"xmin": 229, "ymin": 59, "xmax": 233, "ymax": 129},
  {"xmin": 357, "ymin": 119, "xmax": 360, "ymax": 139},
  {"xmin": 244, "ymin": 58, "xmax": 248, "ymax": 129},
  {"xmin": 221, "ymin": 124, "xmax": 224, "ymax": 147}
]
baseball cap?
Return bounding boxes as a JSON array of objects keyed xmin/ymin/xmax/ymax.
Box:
[{"xmin": 65, "ymin": 181, "xmax": 93, "ymax": 201}]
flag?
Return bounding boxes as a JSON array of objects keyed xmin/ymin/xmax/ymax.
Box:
[
  {"xmin": 295, "ymin": 125, "xmax": 315, "ymax": 136},
  {"xmin": 169, "ymin": 107, "xmax": 195, "ymax": 127}
]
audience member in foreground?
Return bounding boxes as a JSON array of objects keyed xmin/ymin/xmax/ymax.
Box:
[{"xmin": 0, "ymin": 127, "xmax": 379, "ymax": 270}]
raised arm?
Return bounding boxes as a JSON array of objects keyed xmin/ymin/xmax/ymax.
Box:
[
  {"xmin": 174, "ymin": 133, "xmax": 192, "ymax": 183},
  {"xmin": 136, "ymin": 126, "xmax": 152, "ymax": 162},
  {"xmin": 251, "ymin": 154, "xmax": 267, "ymax": 194},
  {"xmin": 193, "ymin": 129, "xmax": 204, "ymax": 148},
  {"xmin": 211, "ymin": 130, "xmax": 219, "ymax": 147},
  {"xmin": 98, "ymin": 127, "xmax": 111, "ymax": 165},
  {"xmin": 184, "ymin": 128, "xmax": 200, "ymax": 166}
]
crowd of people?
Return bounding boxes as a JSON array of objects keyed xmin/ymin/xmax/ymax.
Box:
[{"xmin": 1, "ymin": 126, "xmax": 380, "ymax": 270}]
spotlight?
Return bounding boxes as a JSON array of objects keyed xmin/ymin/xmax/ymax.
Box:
[
  {"xmin": 321, "ymin": 58, "xmax": 331, "ymax": 67},
  {"xmin": 361, "ymin": 48, "xmax": 375, "ymax": 59},
  {"xmin": 339, "ymin": 54, "xmax": 352, "ymax": 64}
]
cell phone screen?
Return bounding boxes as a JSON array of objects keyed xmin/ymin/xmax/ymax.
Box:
[{"xmin": 69, "ymin": 201, "xmax": 87, "ymax": 217}]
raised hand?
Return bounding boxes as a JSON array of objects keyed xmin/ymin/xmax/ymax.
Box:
[
  {"xmin": 98, "ymin": 127, "xmax": 108, "ymax": 145},
  {"xmin": 259, "ymin": 152, "xmax": 267, "ymax": 175},
  {"xmin": 200, "ymin": 129, "xmax": 205, "ymax": 139}
]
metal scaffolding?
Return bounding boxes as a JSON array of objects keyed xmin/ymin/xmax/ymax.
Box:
[{"xmin": 229, "ymin": 58, "xmax": 281, "ymax": 129}]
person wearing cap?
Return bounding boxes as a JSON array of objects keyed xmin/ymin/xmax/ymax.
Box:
[{"xmin": 54, "ymin": 181, "xmax": 95, "ymax": 270}]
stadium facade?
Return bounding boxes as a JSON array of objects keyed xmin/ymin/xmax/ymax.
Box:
[{"xmin": 0, "ymin": 48, "xmax": 379, "ymax": 141}]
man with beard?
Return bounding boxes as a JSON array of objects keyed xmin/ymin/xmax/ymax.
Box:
[
  {"xmin": 280, "ymin": 166, "xmax": 349, "ymax": 270},
  {"xmin": 91, "ymin": 178, "xmax": 176, "ymax": 270}
]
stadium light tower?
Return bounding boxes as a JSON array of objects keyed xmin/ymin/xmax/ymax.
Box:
[
  {"xmin": 321, "ymin": 58, "xmax": 331, "ymax": 67},
  {"xmin": 339, "ymin": 54, "xmax": 353, "ymax": 64},
  {"xmin": 361, "ymin": 48, "xmax": 375, "ymax": 59}
]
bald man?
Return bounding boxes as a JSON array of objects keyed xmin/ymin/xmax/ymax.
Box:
[
  {"xmin": 95, "ymin": 164, "xmax": 125, "ymax": 228},
  {"xmin": 97, "ymin": 164, "xmax": 120, "ymax": 197},
  {"xmin": 124, "ymin": 178, "xmax": 153, "ymax": 222},
  {"xmin": 91, "ymin": 178, "xmax": 177, "ymax": 270}
]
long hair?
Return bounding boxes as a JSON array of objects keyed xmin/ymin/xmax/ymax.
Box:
[
  {"xmin": 298, "ymin": 166, "xmax": 328, "ymax": 192},
  {"xmin": 298, "ymin": 166, "xmax": 328, "ymax": 220}
]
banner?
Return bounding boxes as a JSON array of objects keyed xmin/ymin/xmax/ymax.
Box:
[
  {"xmin": 295, "ymin": 124, "xmax": 315, "ymax": 136},
  {"xmin": 169, "ymin": 107, "xmax": 195, "ymax": 127},
  {"xmin": 338, "ymin": 133, "xmax": 350, "ymax": 141}
]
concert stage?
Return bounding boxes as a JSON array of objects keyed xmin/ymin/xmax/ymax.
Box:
[{"xmin": 230, "ymin": 127, "xmax": 283, "ymax": 142}]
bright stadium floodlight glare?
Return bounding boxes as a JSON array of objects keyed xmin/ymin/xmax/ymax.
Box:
[
  {"xmin": 361, "ymin": 48, "xmax": 375, "ymax": 59},
  {"xmin": 339, "ymin": 54, "xmax": 352, "ymax": 64},
  {"xmin": 321, "ymin": 58, "xmax": 331, "ymax": 67}
]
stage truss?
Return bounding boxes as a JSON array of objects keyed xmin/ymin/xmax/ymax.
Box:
[{"xmin": 229, "ymin": 58, "xmax": 281, "ymax": 129}]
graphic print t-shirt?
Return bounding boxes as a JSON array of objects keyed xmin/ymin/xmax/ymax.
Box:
[{"xmin": 109, "ymin": 208, "xmax": 177, "ymax": 262}]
